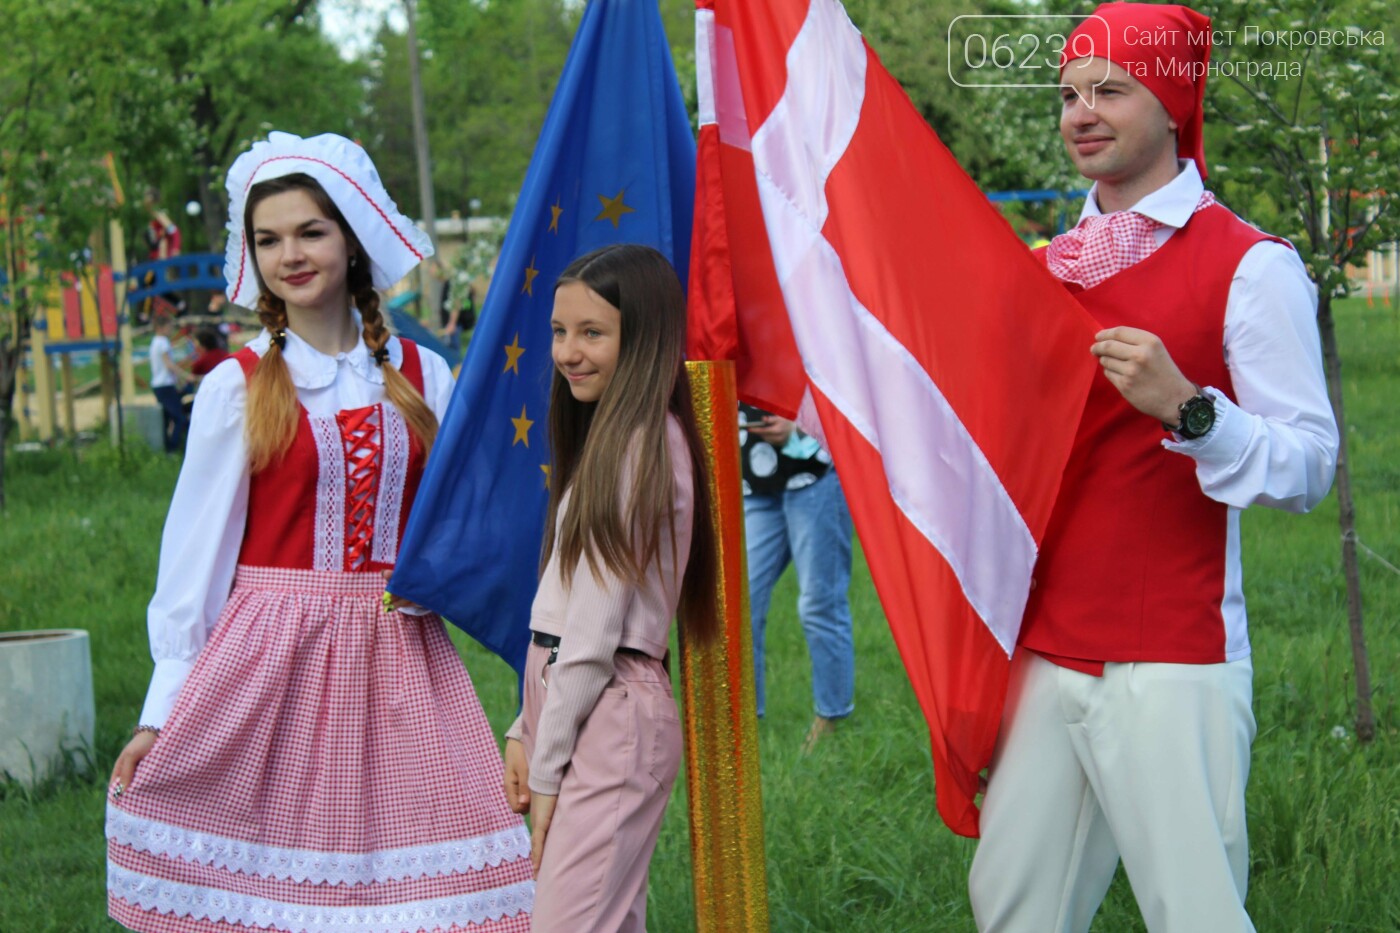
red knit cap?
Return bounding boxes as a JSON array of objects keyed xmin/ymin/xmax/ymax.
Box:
[{"xmin": 1061, "ymin": 3, "xmax": 1212, "ymax": 178}]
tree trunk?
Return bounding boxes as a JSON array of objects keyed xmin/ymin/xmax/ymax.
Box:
[
  {"xmin": 0, "ymin": 404, "xmax": 8, "ymax": 512},
  {"xmin": 0, "ymin": 338, "xmax": 16, "ymax": 512},
  {"xmin": 198, "ymin": 162, "xmax": 225, "ymax": 254},
  {"xmin": 192, "ymin": 81, "xmax": 228, "ymax": 252},
  {"xmin": 1316, "ymin": 292, "xmax": 1375, "ymax": 742}
]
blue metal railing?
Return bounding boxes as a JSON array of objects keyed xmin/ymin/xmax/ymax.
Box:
[{"xmin": 122, "ymin": 253, "xmax": 226, "ymax": 304}]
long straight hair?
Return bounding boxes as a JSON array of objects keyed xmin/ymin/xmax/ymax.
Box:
[
  {"xmin": 242, "ymin": 173, "xmax": 437, "ymax": 471},
  {"xmin": 542, "ymin": 244, "xmax": 718, "ymax": 643}
]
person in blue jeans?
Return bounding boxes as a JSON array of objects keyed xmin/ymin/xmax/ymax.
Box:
[
  {"xmin": 740, "ymin": 404, "xmax": 855, "ymax": 751},
  {"xmin": 148, "ymin": 316, "xmax": 190, "ymax": 454}
]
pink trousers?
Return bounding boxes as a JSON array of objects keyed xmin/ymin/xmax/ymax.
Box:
[{"xmin": 519, "ymin": 642, "xmax": 682, "ymax": 932}]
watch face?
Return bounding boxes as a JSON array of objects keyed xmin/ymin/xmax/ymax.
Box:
[{"xmin": 1184, "ymin": 398, "xmax": 1215, "ymax": 437}]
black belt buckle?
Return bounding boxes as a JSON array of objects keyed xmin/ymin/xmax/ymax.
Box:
[
  {"xmin": 533, "ymin": 632, "xmax": 561, "ymax": 685},
  {"xmin": 533, "ymin": 632, "xmax": 659, "ymax": 686}
]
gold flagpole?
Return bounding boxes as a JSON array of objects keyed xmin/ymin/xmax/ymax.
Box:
[{"xmin": 681, "ymin": 359, "xmax": 769, "ymax": 932}]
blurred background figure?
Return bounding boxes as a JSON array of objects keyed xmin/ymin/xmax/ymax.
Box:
[
  {"xmin": 740, "ymin": 403, "xmax": 856, "ymax": 752},
  {"xmin": 147, "ymin": 315, "xmax": 190, "ymax": 454},
  {"xmin": 143, "ymin": 187, "xmax": 182, "ymax": 261},
  {"xmin": 187, "ymin": 328, "xmax": 230, "ymax": 386},
  {"xmin": 434, "ymin": 257, "xmax": 477, "ymax": 353}
]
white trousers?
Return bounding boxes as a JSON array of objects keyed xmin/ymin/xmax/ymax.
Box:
[{"xmin": 969, "ymin": 651, "xmax": 1257, "ymax": 933}]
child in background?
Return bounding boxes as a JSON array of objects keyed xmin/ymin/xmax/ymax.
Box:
[
  {"xmin": 187, "ymin": 327, "xmax": 231, "ymax": 383},
  {"xmin": 147, "ymin": 315, "xmax": 189, "ymax": 453},
  {"xmin": 504, "ymin": 243, "xmax": 719, "ymax": 931}
]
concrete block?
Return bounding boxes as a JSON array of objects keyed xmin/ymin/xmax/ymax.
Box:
[
  {"xmin": 0, "ymin": 630, "xmax": 96, "ymax": 787},
  {"xmin": 112, "ymin": 400, "xmax": 166, "ymax": 452}
]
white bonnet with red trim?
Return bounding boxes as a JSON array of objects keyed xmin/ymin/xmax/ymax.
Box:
[{"xmin": 223, "ymin": 131, "xmax": 433, "ymax": 306}]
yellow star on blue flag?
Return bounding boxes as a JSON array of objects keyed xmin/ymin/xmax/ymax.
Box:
[
  {"xmin": 391, "ymin": 0, "xmax": 697, "ymax": 678},
  {"xmin": 510, "ymin": 405, "xmax": 534, "ymax": 447},
  {"xmin": 595, "ymin": 190, "xmax": 636, "ymax": 228},
  {"xmin": 502, "ymin": 333, "xmax": 525, "ymax": 374}
]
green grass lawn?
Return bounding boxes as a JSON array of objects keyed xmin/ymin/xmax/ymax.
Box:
[{"xmin": 2, "ymin": 298, "xmax": 1397, "ymax": 931}]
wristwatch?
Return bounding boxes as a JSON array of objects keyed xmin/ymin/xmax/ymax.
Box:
[{"xmin": 1164, "ymin": 385, "xmax": 1215, "ymax": 440}]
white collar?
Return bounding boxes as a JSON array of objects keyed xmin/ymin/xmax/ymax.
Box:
[
  {"xmin": 1081, "ymin": 160, "xmax": 1205, "ymax": 229},
  {"xmin": 245, "ymin": 308, "xmax": 401, "ymax": 389}
]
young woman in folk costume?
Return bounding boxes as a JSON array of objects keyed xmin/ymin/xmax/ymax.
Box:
[
  {"xmin": 106, "ymin": 132, "xmax": 533, "ymax": 933},
  {"xmin": 502, "ymin": 244, "xmax": 719, "ymax": 931}
]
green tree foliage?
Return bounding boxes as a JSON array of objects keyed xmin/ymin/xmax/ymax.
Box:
[
  {"xmin": 1, "ymin": 0, "xmax": 169, "ymax": 505},
  {"xmin": 131, "ymin": 1, "xmax": 367, "ymax": 251},
  {"xmin": 2, "ymin": 0, "xmax": 366, "ymax": 253},
  {"xmin": 363, "ymin": 21, "xmax": 422, "ymax": 219},
  {"xmin": 363, "ymin": 0, "xmax": 1042, "ymax": 220},
  {"xmin": 411, "ymin": 0, "xmax": 582, "ymax": 219},
  {"xmin": 2, "ymin": 1, "xmax": 173, "ymax": 250},
  {"xmin": 1203, "ymin": 0, "xmax": 1400, "ymax": 295},
  {"xmin": 659, "ymin": 0, "xmax": 696, "ymax": 127},
  {"xmin": 0, "ymin": 0, "xmax": 365, "ymax": 507}
]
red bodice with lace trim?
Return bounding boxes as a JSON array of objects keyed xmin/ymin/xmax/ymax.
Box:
[{"xmin": 232, "ymin": 341, "xmax": 426, "ymax": 573}]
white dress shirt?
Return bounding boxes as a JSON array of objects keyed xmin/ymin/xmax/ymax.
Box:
[{"xmin": 138, "ymin": 317, "xmax": 455, "ymax": 727}]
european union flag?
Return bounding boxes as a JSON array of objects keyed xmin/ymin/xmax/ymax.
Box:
[{"xmin": 390, "ymin": 0, "xmax": 696, "ymax": 677}]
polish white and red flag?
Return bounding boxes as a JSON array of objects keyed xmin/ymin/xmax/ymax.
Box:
[{"xmin": 688, "ymin": 0, "xmax": 1099, "ymax": 836}]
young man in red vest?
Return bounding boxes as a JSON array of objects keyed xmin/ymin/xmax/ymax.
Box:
[{"xmin": 968, "ymin": 5, "xmax": 1338, "ymax": 931}]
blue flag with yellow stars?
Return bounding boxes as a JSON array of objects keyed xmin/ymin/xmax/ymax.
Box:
[{"xmin": 390, "ymin": 0, "xmax": 696, "ymax": 677}]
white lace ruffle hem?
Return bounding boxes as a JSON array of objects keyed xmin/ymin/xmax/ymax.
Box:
[
  {"xmin": 107, "ymin": 861, "xmax": 533, "ymax": 933},
  {"xmin": 107, "ymin": 806, "xmax": 531, "ymax": 886}
]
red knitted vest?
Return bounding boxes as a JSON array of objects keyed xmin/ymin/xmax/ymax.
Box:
[
  {"xmin": 1021, "ymin": 205, "xmax": 1280, "ymax": 667},
  {"xmin": 232, "ymin": 339, "xmax": 426, "ymax": 573}
]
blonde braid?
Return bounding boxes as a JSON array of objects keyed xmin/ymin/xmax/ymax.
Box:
[
  {"xmin": 354, "ymin": 278, "xmax": 438, "ymax": 455},
  {"xmin": 256, "ymin": 292, "xmax": 289, "ymax": 349},
  {"xmin": 357, "ymin": 284, "xmax": 392, "ymax": 365},
  {"xmin": 245, "ymin": 292, "xmax": 300, "ymax": 472}
]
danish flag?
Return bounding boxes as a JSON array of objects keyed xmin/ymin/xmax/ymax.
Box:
[{"xmin": 688, "ymin": 0, "xmax": 1099, "ymax": 836}]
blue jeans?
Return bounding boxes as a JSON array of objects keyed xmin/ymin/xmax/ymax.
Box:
[
  {"xmin": 745, "ymin": 470, "xmax": 855, "ymax": 720},
  {"xmin": 152, "ymin": 385, "xmax": 188, "ymax": 453}
]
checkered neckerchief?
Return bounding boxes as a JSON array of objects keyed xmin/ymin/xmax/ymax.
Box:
[{"xmin": 1047, "ymin": 191, "xmax": 1216, "ymax": 289}]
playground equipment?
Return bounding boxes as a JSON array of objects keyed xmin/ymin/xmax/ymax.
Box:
[
  {"xmin": 7, "ymin": 147, "xmax": 232, "ymax": 444},
  {"xmin": 124, "ymin": 253, "xmax": 227, "ymax": 312},
  {"xmin": 11, "ymin": 219, "xmax": 133, "ymax": 442},
  {"xmin": 19, "ymin": 238, "xmax": 228, "ymax": 443},
  {"xmin": 27, "ymin": 261, "xmax": 125, "ymax": 441},
  {"xmin": 20, "ymin": 249, "xmax": 467, "ymax": 442}
]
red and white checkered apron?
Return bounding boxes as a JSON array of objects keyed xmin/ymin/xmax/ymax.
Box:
[
  {"xmin": 1046, "ymin": 191, "xmax": 1217, "ymax": 288},
  {"xmin": 107, "ymin": 403, "xmax": 532, "ymax": 932}
]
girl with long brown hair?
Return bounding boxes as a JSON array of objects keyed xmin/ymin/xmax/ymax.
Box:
[
  {"xmin": 105, "ymin": 132, "xmax": 532, "ymax": 932},
  {"xmin": 502, "ymin": 243, "xmax": 718, "ymax": 930}
]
